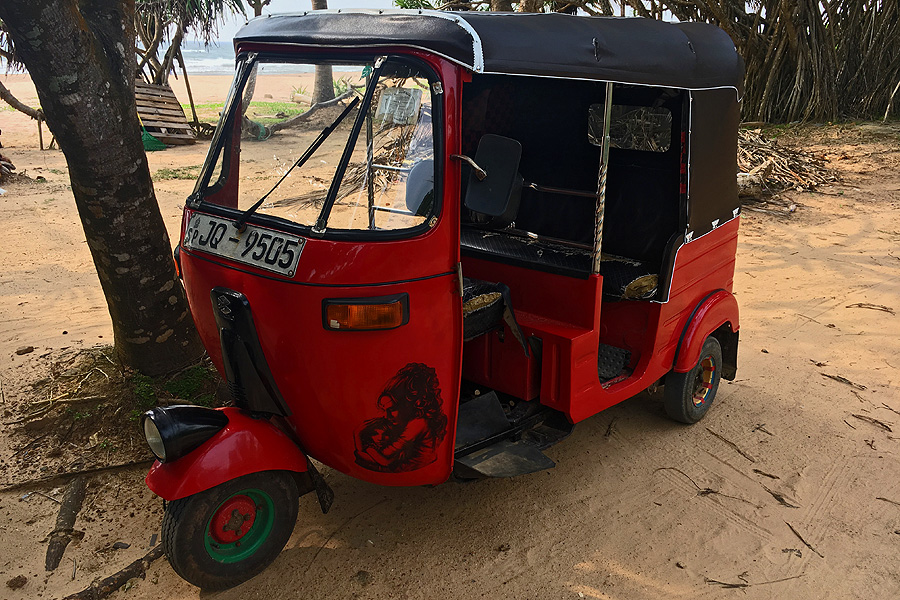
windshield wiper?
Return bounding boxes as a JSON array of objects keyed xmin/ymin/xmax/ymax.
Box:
[
  {"xmin": 313, "ymin": 56, "xmax": 387, "ymax": 234},
  {"xmin": 234, "ymin": 95, "xmax": 361, "ymax": 232}
]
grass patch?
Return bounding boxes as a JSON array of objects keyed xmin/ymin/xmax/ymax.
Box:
[
  {"xmin": 248, "ymin": 101, "xmax": 304, "ymax": 113},
  {"xmin": 128, "ymin": 361, "xmax": 219, "ymax": 413},
  {"xmin": 4, "ymin": 348, "xmax": 226, "ymax": 485},
  {"xmin": 164, "ymin": 364, "xmax": 218, "ymax": 407},
  {"xmin": 181, "ymin": 100, "xmax": 307, "ymax": 126},
  {"xmin": 182, "ymin": 101, "xmax": 225, "ymax": 121},
  {"xmin": 132, "ymin": 373, "xmax": 158, "ymax": 410},
  {"xmin": 154, "ymin": 165, "xmax": 201, "ymax": 180},
  {"xmin": 245, "ymin": 101, "xmax": 306, "ymax": 126},
  {"xmin": 758, "ymin": 123, "xmax": 794, "ymax": 138}
]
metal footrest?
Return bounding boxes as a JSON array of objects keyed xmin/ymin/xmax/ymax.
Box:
[
  {"xmin": 521, "ymin": 413, "xmax": 573, "ymax": 450},
  {"xmin": 455, "ymin": 391, "xmax": 510, "ymax": 450},
  {"xmin": 453, "ymin": 390, "xmax": 572, "ymax": 479},
  {"xmin": 455, "ymin": 439, "xmax": 555, "ymax": 478}
]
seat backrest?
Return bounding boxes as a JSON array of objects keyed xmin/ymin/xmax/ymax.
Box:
[
  {"xmin": 405, "ymin": 159, "xmax": 434, "ymax": 216},
  {"xmin": 602, "ymin": 150, "xmax": 679, "ymax": 268},
  {"xmin": 464, "ymin": 134, "xmax": 523, "ymax": 229}
]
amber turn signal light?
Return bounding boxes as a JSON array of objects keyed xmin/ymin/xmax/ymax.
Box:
[{"xmin": 323, "ymin": 294, "xmax": 409, "ymax": 331}]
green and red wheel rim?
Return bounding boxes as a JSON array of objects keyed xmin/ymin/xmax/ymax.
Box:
[
  {"xmin": 204, "ymin": 488, "xmax": 275, "ymax": 563},
  {"xmin": 691, "ymin": 355, "xmax": 716, "ymax": 407}
]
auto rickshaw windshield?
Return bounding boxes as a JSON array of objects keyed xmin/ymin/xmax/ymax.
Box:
[{"xmin": 198, "ymin": 56, "xmax": 439, "ymax": 235}]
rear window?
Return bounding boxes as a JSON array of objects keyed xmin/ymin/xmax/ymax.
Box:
[{"xmin": 588, "ymin": 104, "xmax": 672, "ymax": 152}]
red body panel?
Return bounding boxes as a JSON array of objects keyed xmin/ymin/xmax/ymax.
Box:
[
  {"xmin": 145, "ymin": 408, "xmax": 308, "ymax": 501},
  {"xmin": 178, "ymin": 53, "xmax": 464, "ymax": 488},
  {"xmin": 673, "ymin": 289, "xmax": 739, "ymax": 372},
  {"xmin": 462, "ymin": 329, "xmax": 541, "ymax": 400}
]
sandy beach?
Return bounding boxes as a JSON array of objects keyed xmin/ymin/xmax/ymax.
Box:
[
  {"xmin": 0, "ymin": 72, "xmax": 313, "ymax": 359},
  {"xmin": 1, "ymin": 71, "xmax": 900, "ymax": 599}
]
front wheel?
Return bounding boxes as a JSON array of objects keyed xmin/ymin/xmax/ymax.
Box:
[
  {"xmin": 664, "ymin": 337, "xmax": 722, "ymax": 424},
  {"xmin": 162, "ymin": 470, "xmax": 300, "ymax": 590}
]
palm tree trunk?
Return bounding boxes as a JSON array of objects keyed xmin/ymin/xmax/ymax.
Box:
[{"xmin": 311, "ymin": 0, "xmax": 335, "ymax": 103}]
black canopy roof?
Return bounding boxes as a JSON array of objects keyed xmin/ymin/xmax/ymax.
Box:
[{"xmin": 235, "ymin": 10, "xmax": 743, "ymax": 92}]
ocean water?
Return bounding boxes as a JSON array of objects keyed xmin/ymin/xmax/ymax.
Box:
[
  {"xmin": 177, "ymin": 40, "xmax": 241, "ymax": 75},
  {"xmin": 174, "ymin": 40, "xmax": 360, "ymax": 76},
  {"xmin": 1, "ymin": 40, "xmax": 362, "ymax": 77},
  {"xmin": 0, "ymin": 42, "xmax": 236, "ymax": 77}
]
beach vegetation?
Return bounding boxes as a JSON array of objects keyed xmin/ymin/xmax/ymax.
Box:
[
  {"xmin": 134, "ymin": 1, "xmax": 250, "ymax": 130},
  {"xmin": 154, "ymin": 165, "xmax": 202, "ymax": 180},
  {"xmin": 332, "ymin": 77, "xmax": 352, "ymax": 97}
]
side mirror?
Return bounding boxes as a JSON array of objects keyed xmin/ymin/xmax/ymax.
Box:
[{"xmin": 463, "ymin": 134, "xmax": 523, "ymax": 228}]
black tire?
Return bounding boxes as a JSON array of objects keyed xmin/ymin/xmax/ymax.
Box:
[
  {"xmin": 162, "ymin": 470, "xmax": 299, "ymax": 590},
  {"xmin": 664, "ymin": 337, "xmax": 722, "ymax": 424}
]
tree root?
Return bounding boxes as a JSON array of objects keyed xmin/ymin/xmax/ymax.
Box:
[
  {"xmin": 61, "ymin": 545, "xmax": 165, "ymax": 600},
  {"xmin": 0, "ymin": 459, "xmax": 154, "ymax": 493}
]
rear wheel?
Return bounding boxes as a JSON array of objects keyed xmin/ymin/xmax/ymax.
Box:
[
  {"xmin": 664, "ymin": 337, "xmax": 722, "ymax": 424},
  {"xmin": 162, "ymin": 471, "xmax": 299, "ymax": 590}
]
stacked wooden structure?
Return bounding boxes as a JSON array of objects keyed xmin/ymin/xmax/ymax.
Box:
[{"xmin": 135, "ymin": 81, "xmax": 196, "ymax": 145}]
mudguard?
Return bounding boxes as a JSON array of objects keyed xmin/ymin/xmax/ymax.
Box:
[
  {"xmin": 145, "ymin": 407, "xmax": 308, "ymax": 501},
  {"xmin": 673, "ymin": 290, "xmax": 739, "ymax": 373}
]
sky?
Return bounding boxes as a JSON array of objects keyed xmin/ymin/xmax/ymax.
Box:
[
  {"xmin": 213, "ymin": 0, "xmax": 398, "ymax": 41},
  {"xmin": 214, "ymin": 1, "xmax": 637, "ymax": 41}
]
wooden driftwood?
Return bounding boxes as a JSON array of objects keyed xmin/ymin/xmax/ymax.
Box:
[
  {"xmin": 737, "ymin": 157, "xmax": 776, "ymax": 199},
  {"xmin": 45, "ymin": 476, "xmax": 87, "ymax": 571},
  {"xmin": 738, "ymin": 129, "xmax": 836, "ymax": 193},
  {"xmin": 62, "ymin": 545, "xmax": 165, "ymax": 600},
  {"xmin": 0, "ymin": 459, "xmax": 154, "ymax": 493},
  {"xmin": 0, "ymin": 78, "xmax": 42, "ymax": 121},
  {"xmin": 737, "ymin": 172, "xmax": 766, "ymax": 199},
  {"xmin": 254, "ymin": 89, "xmax": 357, "ymax": 138}
]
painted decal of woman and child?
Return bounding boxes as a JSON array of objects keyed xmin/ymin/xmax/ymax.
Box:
[{"xmin": 354, "ymin": 362, "xmax": 448, "ymax": 473}]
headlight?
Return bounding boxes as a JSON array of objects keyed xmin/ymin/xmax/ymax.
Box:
[
  {"xmin": 143, "ymin": 417, "xmax": 166, "ymax": 461},
  {"xmin": 141, "ymin": 405, "xmax": 229, "ymax": 463}
]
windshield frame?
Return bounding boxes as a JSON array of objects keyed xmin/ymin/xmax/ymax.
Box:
[
  {"xmin": 190, "ymin": 53, "xmax": 253, "ymax": 200},
  {"xmin": 191, "ymin": 50, "xmax": 445, "ymax": 243}
]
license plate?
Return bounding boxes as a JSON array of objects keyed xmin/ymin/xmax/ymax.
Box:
[{"xmin": 184, "ymin": 213, "xmax": 304, "ymax": 277}]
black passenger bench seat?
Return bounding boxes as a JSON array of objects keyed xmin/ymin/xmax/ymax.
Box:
[
  {"xmin": 460, "ymin": 227, "xmax": 659, "ymax": 301},
  {"xmin": 462, "ymin": 277, "xmax": 505, "ymax": 340}
]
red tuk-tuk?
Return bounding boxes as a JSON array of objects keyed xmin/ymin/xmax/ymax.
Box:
[{"xmin": 142, "ymin": 10, "xmax": 743, "ymax": 589}]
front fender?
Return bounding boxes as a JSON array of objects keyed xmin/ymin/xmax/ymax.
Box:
[
  {"xmin": 673, "ymin": 290, "xmax": 739, "ymax": 373},
  {"xmin": 145, "ymin": 407, "xmax": 307, "ymax": 500}
]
